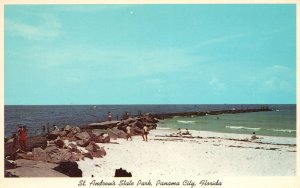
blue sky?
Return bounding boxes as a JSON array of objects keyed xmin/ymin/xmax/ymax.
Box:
[{"xmin": 4, "ymin": 4, "xmax": 296, "ymax": 104}]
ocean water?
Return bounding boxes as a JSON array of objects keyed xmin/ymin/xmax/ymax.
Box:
[
  {"xmin": 159, "ymin": 107, "xmax": 296, "ymax": 138},
  {"xmin": 4, "ymin": 104, "xmax": 296, "ymax": 138}
]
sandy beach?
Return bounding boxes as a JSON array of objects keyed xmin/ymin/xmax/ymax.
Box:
[{"xmin": 77, "ymin": 128, "xmax": 296, "ymax": 177}]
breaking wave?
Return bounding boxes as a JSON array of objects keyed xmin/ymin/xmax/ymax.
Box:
[
  {"xmin": 268, "ymin": 129, "xmax": 296, "ymax": 133},
  {"xmin": 177, "ymin": 120, "xmax": 196, "ymax": 124},
  {"xmin": 225, "ymin": 126, "xmax": 261, "ymax": 131}
]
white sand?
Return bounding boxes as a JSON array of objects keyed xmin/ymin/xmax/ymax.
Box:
[{"xmin": 77, "ymin": 129, "xmax": 296, "ymax": 177}]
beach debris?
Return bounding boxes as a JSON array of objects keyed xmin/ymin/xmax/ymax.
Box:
[{"xmin": 114, "ymin": 168, "xmax": 132, "ymax": 177}]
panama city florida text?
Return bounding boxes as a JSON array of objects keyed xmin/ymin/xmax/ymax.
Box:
[{"xmin": 78, "ymin": 179, "xmax": 222, "ymax": 187}]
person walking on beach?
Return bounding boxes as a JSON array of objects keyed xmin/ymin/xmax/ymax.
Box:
[
  {"xmin": 42, "ymin": 125, "xmax": 46, "ymax": 133},
  {"xmin": 143, "ymin": 125, "xmax": 149, "ymax": 142},
  {"xmin": 107, "ymin": 112, "xmax": 112, "ymax": 121},
  {"xmin": 18, "ymin": 126, "xmax": 27, "ymax": 152},
  {"xmin": 126, "ymin": 125, "xmax": 132, "ymax": 141}
]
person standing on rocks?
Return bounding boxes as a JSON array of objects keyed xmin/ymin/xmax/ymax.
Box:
[
  {"xmin": 126, "ymin": 125, "xmax": 132, "ymax": 141},
  {"xmin": 122, "ymin": 112, "xmax": 129, "ymax": 120},
  {"xmin": 53, "ymin": 124, "xmax": 59, "ymax": 131},
  {"xmin": 107, "ymin": 112, "xmax": 112, "ymax": 121},
  {"xmin": 47, "ymin": 123, "xmax": 50, "ymax": 133},
  {"xmin": 18, "ymin": 126, "xmax": 27, "ymax": 152}
]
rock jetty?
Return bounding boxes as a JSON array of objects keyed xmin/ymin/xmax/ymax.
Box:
[
  {"xmin": 4, "ymin": 114, "xmax": 159, "ymax": 177},
  {"xmin": 4, "ymin": 108, "xmax": 271, "ymax": 177}
]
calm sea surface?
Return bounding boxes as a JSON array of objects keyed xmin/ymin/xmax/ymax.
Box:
[{"xmin": 4, "ymin": 104, "xmax": 296, "ymax": 138}]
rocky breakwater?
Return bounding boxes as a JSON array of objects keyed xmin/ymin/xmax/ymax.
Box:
[
  {"xmin": 82, "ymin": 114, "xmax": 159, "ymax": 136},
  {"xmin": 4, "ymin": 114, "xmax": 159, "ymax": 177},
  {"xmin": 152, "ymin": 107, "xmax": 272, "ymax": 119},
  {"xmin": 5, "ymin": 125, "xmax": 109, "ymax": 177}
]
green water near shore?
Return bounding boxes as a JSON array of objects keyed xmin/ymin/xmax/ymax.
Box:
[{"xmin": 158, "ymin": 110, "xmax": 296, "ymax": 137}]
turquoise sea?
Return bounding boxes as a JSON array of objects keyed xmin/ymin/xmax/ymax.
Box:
[{"xmin": 158, "ymin": 108, "xmax": 296, "ymax": 137}]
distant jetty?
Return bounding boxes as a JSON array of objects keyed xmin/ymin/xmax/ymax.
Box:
[{"xmin": 152, "ymin": 107, "xmax": 272, "ymax": 119}]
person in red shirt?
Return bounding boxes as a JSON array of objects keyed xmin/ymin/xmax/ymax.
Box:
[{"xmin": 18, "ymin": 126, "xmax": 27, "ymax": 152}]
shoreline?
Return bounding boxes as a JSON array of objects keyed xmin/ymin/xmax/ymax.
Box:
[
  {"xmin": 77, "ymin": 129, "xmax": 296, "ymax": 177},
  {"xmin": 4, "ymin": 111, "xmax": 296, "ymax": 177}
]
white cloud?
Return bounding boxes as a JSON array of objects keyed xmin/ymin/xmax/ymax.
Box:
[
  {"xmin": 209, "ymin": 77, "xmax": 225, "ymax": 90},
  {"xmin": 260, "ymin": 65, "xmax": 295, "ymax": 92},
  {"xmin": 5, "ymin": 14, "xmax": 62, "ymax": 40},
  {"xmin": 21, "ymin": 45, "xmax": 206, "ymax": 81},
  {"xmin": 56, "ymin": 5, "xmax": 135, "ymax": 12},
  {"xmin": 194, "ymin": 33, "xmax": 245, "ymax": 48}
]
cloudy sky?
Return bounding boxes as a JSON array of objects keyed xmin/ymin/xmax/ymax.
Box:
[{"xmin": 4, "ymin": 4, "xmax": 296, "ymax": 104}]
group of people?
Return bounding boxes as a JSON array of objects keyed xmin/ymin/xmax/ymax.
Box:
[
  {"xmin": 107, "ymin": 111, "xmax": 130, "ymax": 121},
  {"xmin": 42, "ymin": 123, "xmax": 59, "ymax": 133},
  {"xmin": 10, "ymin": 125, "xmax": 28, "ymax": 154},
  {"xmin": 176, "ymin": 128, "xmax": 191, "ymax": 136},
  {"xmin": 126, "ymin": 122, "xmax": 149, "ymax": 142}
]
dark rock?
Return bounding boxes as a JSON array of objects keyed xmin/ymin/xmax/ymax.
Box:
[
  {"xmin": 85, "ymin": 141, "xmax": 100, "ymax": 152},
  {"xmin": 4, "ymin": 141, "xmax": 19, "ymax": 158},
  {"xmin": 26, "ymin": 136, "xmax": 47, "ymax": 152},
  {"xmin": 69, "ymin": 152, "xmax": 84, "ymax": 161},
  {"xmin": 91, "ymin": 134, "xmax": 110, "ymax": 143},
  {"xmin": 16, "ymin": 153, "xmax": 35, "ymax": 160},
  {"xmin": 47, "ymin": 131, "xmax": 60, "ymax": 140},
  {"xmin": 54, "ymin": 138, "xmax": 65, "ymax": 149},
  {"xmin": 64, "ymin": 125, "xmax": 72, "ymax": 132},
  {"xmin": 102, "ymin": 134, "xmax": 110, "ymax": 143},
  {"xmin": 58, "ymin": 149, "xmax": 73, "ymax": 161},
  {"xmin": 85, "ymin": 121, "xmax": 120, "ymax": 129},
  {"xmin": 85, "ymin": 142, "xmax": 106, "ymax": 158},
  {"xmin": 91, "ymin": 148, "xmax": 106, "ymax": 158},
  {"xmin": 47, "ymin": 153, "xmax": 62, "ymax": 163},
  {"xmin": 54, "ymin": 161, "xmax": 82, "ymax": 177},
  {"xmin": 114, "ymin": 168, "xmax": 132, "ymax": 177},
  {"xmin": 58, "ymin": 131, "xmax": 67, "ymax": 137},
  {"xmin": 5, "ymin": 159, "xmax": 17, "ymax": 170},
  {"xmin": 123, "ymin": 118, "xmax": 136, "ymax": 125},
  {"xmin": 92, "ymin": 129, "xmax": 107, "ymax": 136},
  {"xmin": 83, "ymin": 152, "xmax": 93, "ymax": 159},
  {"xmin": 67, "ymin": 143, "xmax": 81, "ymax": 153},
  {"xmin": 107, "ymin": 127, "xmax": 127, "ymax": 139},
  {"xmin": 66, "ymin": 131, "xmax": 76, "ymax": 139},
  {"xmin": 45, "ymin": 146, "xmax": 60, "ymax": 154},
  {"xmin": 5, "ymin": 171, "xmax": 19, "ymax": 177},
  {"xmin": 90, "ymin": 134, "xmax": 102, "ymax": 143},
  {"xmin": 75, "ymin": 132, "xmax": 91, "ymax": 141},
  {"xmin": 76, "ymin": 139, "xmax": 90, "ymax": 147},
  {"xmin": 32, "ymin": 148, "xmax": 47, "ymax": 162}
]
